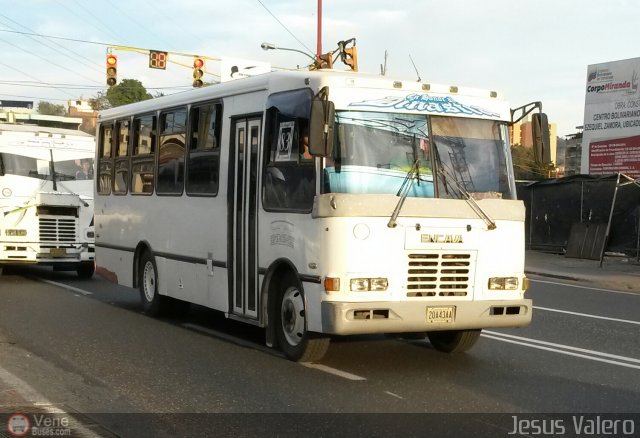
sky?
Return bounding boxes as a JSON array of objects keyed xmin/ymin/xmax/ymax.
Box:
[{"xmin": 1, "ymin": 0, "xmax": 640, "ymax": 137}]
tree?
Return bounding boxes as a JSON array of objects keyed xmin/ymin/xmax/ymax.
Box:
[
  {"xmin": 38, "ymin": 101, "xmax": 66, "ymax": 116},
  {"xmin": 104, "ymin": 79, "xmax": 152, "ymax": 107},
  {"xmin": 88, "ymin": 91, "xmax": 110, "ymax": 111},
  {"xmin": 511, "ymin": 145, "xmax": 549, "ymax": 181}
]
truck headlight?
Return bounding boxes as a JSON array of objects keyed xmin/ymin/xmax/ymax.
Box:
[
  {"xmin": 488, "ymin": 277, "xmax": 519, "ymax": 290},
  {"xmin": 350, "ymin": 278, "xmax": 388, "ymax": 292}
]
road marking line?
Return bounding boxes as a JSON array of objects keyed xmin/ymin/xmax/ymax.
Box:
[
  {"xmin": 300, "ymin": 362, "xmax": 367, "ymax": 381},
  {"xmin": 533, "ymin": 306, "xmax": 640, "ymax": 325},
  {"xmin": 384, "ymin": 390, "xmax": 404, "ymax": 399},
  {"xmin": 0, "ymin": 364, "xmax": 100, "ymax": 437},
  {"xmin": 36, "ymin": 278, "xmax": 93, "ymax": 295},
  {"xmin": 483, "ymin": 331, "xmax": 640, "ymax": 368},
  {"xmin": 529, "ymin": 278, "xmax": 639, "ymax": 295}
]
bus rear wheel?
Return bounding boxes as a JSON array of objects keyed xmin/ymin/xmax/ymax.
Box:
[
  {"xmin": 139, "ymin": 251, "xmax": 171, "ymax": 317},
  {"xmin": 427, "ymin": 329, "xmax": 481, "ymax": 353},
  {"xmin": 275, "ymin": 275, "xmax": 329, "ymax": 362}
]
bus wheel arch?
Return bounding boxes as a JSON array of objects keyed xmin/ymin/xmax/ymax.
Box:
[
  {"xmin": 133, "ymin": 241, "xmax": 153, "ymax": 289},
  {"xmin": 262, "ymin": 259, "xmax": 329, "ymax": 362}
]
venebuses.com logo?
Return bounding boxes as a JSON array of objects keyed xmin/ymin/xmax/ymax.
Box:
[{"xmin": 7, "ymin": 413, "xmax": 30, "ymax": 436}]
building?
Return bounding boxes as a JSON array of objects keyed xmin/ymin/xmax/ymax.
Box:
[
  {"xmin": 0, "ymin": 100, "xmax": 82, "ymax": 130},
  {"xmin": 564, "ymin": 132, "xmax": 583, "ymax": 176},
  {"xmin": 511, "ymin": 118, "xmax": 558, "ymax": 165},
  {"xmin": 67, "ymin": 99, "xmax": 97, "ymax": 135}
]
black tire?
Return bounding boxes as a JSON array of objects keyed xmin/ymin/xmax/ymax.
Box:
[
  {"xmin": 275, "ymin": 274, "xmax": 329, "ymax": 362},
  {"xmin": 76, "ymin": 262, "xmax": 95, "ymax": 279},
  {"xmin": 138, "ymin": 251, "xmax": 171, "ymax": 317},
  {"xmin": 427, "ymin": 329, "xmax": 481, "ymax": 353}
]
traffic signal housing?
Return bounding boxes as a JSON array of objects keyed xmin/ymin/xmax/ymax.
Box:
[
  {"xmin": 106, "ymin": 54, "xmax": 118, "ymax": 86},
  {"xmin": 193, "ymin": 58, "xmax": 205, "ymax": 87}
]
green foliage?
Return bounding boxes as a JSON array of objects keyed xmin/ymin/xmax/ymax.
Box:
[
  {"xmin": 88, "ymin": 92, "xmax": 110, "ymax": 111},
  {"xmin": 105, "ymin": 79, "xmax": 152, "ymax": 107},
  {"xmin": 37, "ymin": 101, "xmax": 66, "ymax": 116},
  {"xmin": 511, "ymin": 145, "xmax": 552, "ymax": 181}
]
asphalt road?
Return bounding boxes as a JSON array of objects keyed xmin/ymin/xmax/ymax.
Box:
[{"xmin": 0, "ymin": 267, "xmax": 638, "ymax": 437}]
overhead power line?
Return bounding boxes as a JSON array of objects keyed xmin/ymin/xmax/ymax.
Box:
[{"xmin": 255, "ymin": 0, "xmax": 315, "ymax": 55}]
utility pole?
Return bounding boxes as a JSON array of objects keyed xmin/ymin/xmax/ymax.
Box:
[{"xmin": 317, "ymin": 0, "xmax": 322, "ymax": 61}]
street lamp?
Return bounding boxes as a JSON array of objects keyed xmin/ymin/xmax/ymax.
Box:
[{"xmin": 261, "ymin": 42, "xmax": 317, "ymax": 63}]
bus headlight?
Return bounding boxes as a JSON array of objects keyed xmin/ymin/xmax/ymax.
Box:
[
  {"xmin": 488, "ymin": 277, "xmax": 519, "ymax": 290},
  {"xmin": 5, "ymin": 229, "xmax": 27, "ymax": 237},
  {"xmin": 350, "ymin": 278, "xmax": 388, "ymax": 292}
]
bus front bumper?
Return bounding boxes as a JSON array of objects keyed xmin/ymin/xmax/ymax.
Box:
[{"xmin": 321, "ymin": 298, "xmax": 532, "ymax": 335}]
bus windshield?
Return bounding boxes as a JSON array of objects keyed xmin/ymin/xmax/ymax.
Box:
[
  {"xmin": 324, "ymin": 111, "xmax": 433, "ymax": 198},
  {"xmin": 323, "ymin": 111, "xmax": 515, "ymax": 200},
  {"xmin": 430, "ymin": 116, "xmax": 515, "ymax": 200}
]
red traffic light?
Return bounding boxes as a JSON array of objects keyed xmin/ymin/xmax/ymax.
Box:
[
  {"xmin": 106, "ymin": 54, "xmax": 118, "ymax": 66},
  {"xmin": 193, "ymin": 58, "xmax": 204, "ymax": 69}
]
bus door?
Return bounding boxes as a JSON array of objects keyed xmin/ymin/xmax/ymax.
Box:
[{"xmin": 229, "ymin": 117, "xmax": 261, "ymax": 319}]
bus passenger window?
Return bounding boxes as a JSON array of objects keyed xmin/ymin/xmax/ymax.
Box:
[
  {"xmin": 131, "ymin": 114, "xmax": 156, "ymax": 195},
  {"xmin": 186, "ymin": 103, "xmax": 221, "ymax": 195},
  {"xmin": 157, "ymin": 108, "xmax": 186, "ymax": 195},
  {"xmin": 114, "ymin": 119, "xmax": 130, "ymax": 195},
  {"xmin": 97, "ymin": 124, "xmax": 113, "ymax": 195}
]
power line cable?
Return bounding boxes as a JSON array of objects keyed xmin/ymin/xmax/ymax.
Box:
[
  {"xmin": 0, "ymin": 59, "xmax": 75, "ymax": 98},
  {"xmin": 255, "ymin": 0, "xmax": 315, "ymax": 55},
  {"xmin": 103, "ymin": 0, "xmax": 175, "ymax": 49},
  {"xmin": 70, "ymin": 0, "xmax": 125, "ymax": 42},
  {"xmin": 52, "ymin": 0, "xmax": 122, "ymax": 43},
  {"xmin": 0, "ymin": 35, "xmax": 103, "ymax": 85},
  {"xmin": 0, "ymin": 13, "xmax": 103, "ymax": 74}
]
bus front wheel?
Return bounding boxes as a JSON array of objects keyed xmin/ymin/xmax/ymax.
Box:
[
  {"xmin": 275, "ymin": 275, "xmax": 329, "ymax": 362},
  {"xmin": 427, "ymin": 329, "xmax": 481, "ymax": 353}
]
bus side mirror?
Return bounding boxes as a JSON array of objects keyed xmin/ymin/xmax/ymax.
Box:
[
  {"xmin": 309, "ymin": 96, "xmax": 335, "ymax": 157},
  {"xmin": 532, "ymin": 112, "xmax": 550, "ymax": 165}
]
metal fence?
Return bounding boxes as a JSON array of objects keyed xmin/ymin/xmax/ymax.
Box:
[{"xmin": 516, "ymin": 174, "xmax": 640, "ymax": 257}]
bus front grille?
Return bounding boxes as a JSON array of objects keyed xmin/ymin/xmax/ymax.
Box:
[
  {"xmin": 39, "ymin": 218, "xmax": 77, "ymax": 242},
  {"xmin": 406, "ymin": 253, "xmax": 472, "ymax": 297}
]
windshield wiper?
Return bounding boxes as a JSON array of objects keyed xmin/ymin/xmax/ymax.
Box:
[
  {"xmin": 49, "ymin": 149, "xmax": 58, "ymax": 191},
  {"xmin": 387, "ymin": 158, "xmax": 420, "ymax": 228},
  {"xmin": 437, "ymin": 160, "xmax": 497, "ymax": 230}
]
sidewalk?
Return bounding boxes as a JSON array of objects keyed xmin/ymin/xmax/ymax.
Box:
[{"xmin": 525, "ymin": 250, "xmax": 640, "ymax": 293}]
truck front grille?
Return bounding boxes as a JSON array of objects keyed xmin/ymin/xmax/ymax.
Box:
[
  {"xmin": 406, "ymin": 253, "xmax": 472, "ymax": 297},
  {"xmin": 39, "ymin": 217, "xmax": 77, "ymax": 242}
]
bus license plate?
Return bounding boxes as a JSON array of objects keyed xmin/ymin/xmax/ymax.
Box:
[
  {"xmin": 427, "ymin": 306, "xmax": 455, "ymax": 324},
  {"xmin": 50, "ymin": 248, "xmax": 67, "ymax": 257}
]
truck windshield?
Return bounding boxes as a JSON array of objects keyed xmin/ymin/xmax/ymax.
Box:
[
  {"xmin": 323, "ymin": 111, "xmax": 515, "ymax": 200},
  {"xmin": 0, "ymin": 152, "xmax": 95, "ymax": 181},
  {"xmin": 323, "ymin": 111, "xmax": 433, "ymax": 198}
]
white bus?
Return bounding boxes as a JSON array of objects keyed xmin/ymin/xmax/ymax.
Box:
[
  {"xmin": 95, "ymin": 70, "xmax": 546, "ymax": 361},
  {"xmin": 0, "ymin": 123, "xmax": 96, "ymax": 277}
]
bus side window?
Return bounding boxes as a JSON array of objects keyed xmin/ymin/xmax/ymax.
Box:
[
  {"xmin": 113, "ymin": 119, "xmax": 130, "ymax": 195},
  {"xmin": 157, "ymin": 108, "xmax": 187, "ymax": 195},
  {"xmin": 97, "ymin": 124, "xmax": 113, "ymax": 195},
  {"xmin": 131, "ymin": 114, "xmax": 157, "ymax": 195},
  {"xmin": 186, "ymin": 102, "xmax": 221, "ymax": 195}
]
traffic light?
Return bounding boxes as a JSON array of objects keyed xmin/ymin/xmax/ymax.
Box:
[
  {"xmin": 106, "ymin": 54, "xmax": 118, "ymax": 86},
  {"xmin": 342, "ymin": 47, "xmax": 358, "ymax": 72},
  {"xmin": 193, "ymin": 58, "xmax": 205, "ymax": 87}
]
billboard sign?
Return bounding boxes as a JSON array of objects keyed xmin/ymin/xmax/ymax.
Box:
[{"xmin": 582, "ymin": 57, "xmax": 640, "ymax": 177}]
